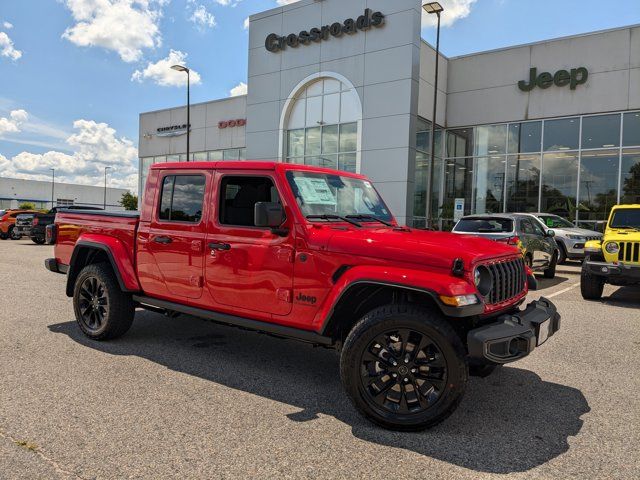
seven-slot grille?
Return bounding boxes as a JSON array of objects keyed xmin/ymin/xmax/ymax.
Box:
[
  {"xmin": 485, "ymin": 257, "xmax": 526, "ymax": 305},
  {"xmin": 618, "ymin": 242, "xmax": 640, "ymax": 264},
  {"xmin": 16, "ymin": 216, "xmax": 33, "ymax": 226},
  {"xmin": 585, "ymin": 235, "xmax": 601, "ymax": 242}
]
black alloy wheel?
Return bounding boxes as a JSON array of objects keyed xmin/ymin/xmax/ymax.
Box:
[
  {"xmin": 360, "ymin": 329, "xmax": 448, "ymax": 415},
  {"xmin": 341, "ymin": 305, "xmax": 467, "ymax": 431},
  {"xmin": 78, "ymin": 276, "xmax": 109, "ymax": 333}
]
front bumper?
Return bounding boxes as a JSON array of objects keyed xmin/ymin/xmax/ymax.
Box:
[
  {"xmin": 467, "ymin": 297, "xmax": 560, "ymax": 365},
  {"xmin": 15, "ymin": 226, "xmax": 31, "ymax": 236},
  {"xmin": 584, "ymin": 260, "xmax": 640, "ymax": 281}
]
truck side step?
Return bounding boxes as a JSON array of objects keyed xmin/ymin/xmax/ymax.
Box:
[{"xmin": 132, "ymin": 295, "xmax": 335, "ymax": 347}]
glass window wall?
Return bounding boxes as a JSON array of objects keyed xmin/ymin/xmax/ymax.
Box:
[
  {"xmin": 543, "ymin": 117, "xmax": 579, "ymax": 151},
  {"xmin": 541, "ymin": 152, "xmax": 579, "ymax": 221},
  {"xmin": 623, "ymin": 112, "xmax": 640, "ymax": 147},
  {"xmin": 578, "ymin": 150, "xmax": 620, "ymax": 223},
  {"xmin": 581, "ymin": 114, "xmax": 620, "ymax": 149},
  {"xmin": 621, "ymin": 148, "xmax": 640, "ymax": 204},
  {"xmin": 506, "ymin": 154, "xmax": 541, "ymax": 213},
  {"xmin": 508, "ymin": 122, "xmax": 541, "ymax": 153}
]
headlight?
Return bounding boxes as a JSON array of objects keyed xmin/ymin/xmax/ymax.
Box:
[
  {"xmin": 605, "ymin": 242, "xmax": 619, "ymax": 254},
  {"xmin": 473, "ymin": 266, "xmax": 493, "ymax": 297},
  {"xmin": 568, "ymin": 235, "xmax": 586, "ymax": 240}
]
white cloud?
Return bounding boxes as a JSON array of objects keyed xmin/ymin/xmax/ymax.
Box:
[
  {"xmin": 61, "ymin": 0, "xmax": 166, "ymax": 63},
  {"xmin": 189, "ymin": 4, "xmax": 217, "ymax": 29},
  {"xmin": 229, "ymin": 82, "xmax": 247, "ymax": 97},
  {"xmin": 0, "ymin": 109, "xmax": 28, "ymax": 135},
  {"xmin": 214, "ymin": 0, "xmax": 242, "ymax": 6},
  {"xmin": 243, "ymin": 17, "xmax": 250, "ymax": 30},
  {"xmin": 3, "ymin": 22, "xmax": 13, "ymax": 30},
  {"xmin": 0, "ymin": 31, "xmax": 22, "ymax": 61},
  {"xmin": 276, "ymin": 0, "xmax": 298, "ymax": 5},
  {"xmin": 0, "ymin": 119, "xmax": 139, "ymax": 192},
  {"xmin": 132, "ymin": 50, "xmax": 202, "ymax": 87},
  {"xmin": 421, "ymin": 0, "xmax": 477, "ymax": 28}
]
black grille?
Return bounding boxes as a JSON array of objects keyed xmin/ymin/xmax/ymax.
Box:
[
  {"xmin": 485, "ymin": 258, "xmax": 526, "ymax": 305},
  {"xmin": 585, "ymin": 236, "xmax": 601, "ymax": 242},
  {"xmin": 619, "ymin": 242, "xmax": 640, "ymax": 264}
]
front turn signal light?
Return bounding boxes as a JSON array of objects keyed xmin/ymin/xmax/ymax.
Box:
[{"xmin": 439, "ymin": 294, "xmax": 479, "ymax": 307}]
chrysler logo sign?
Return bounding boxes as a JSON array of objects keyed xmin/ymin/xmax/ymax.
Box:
[
  {"xmin": 265, "ymin": 9, "xmax": 385, "ymax": 53},
  {"xmin": 156, "ymin": 124, "xmax": 190, "ymax": 137}
]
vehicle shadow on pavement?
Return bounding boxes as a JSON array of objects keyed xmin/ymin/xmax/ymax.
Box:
[
  {"xmin": 603, "ymin": 286, "xmax": 640, "ymax": 309},
  {"xmin": 49, "ymin": 312, "xmax": 590, "ymax": 474},
  {"xmin": 534, "ymin": 275, "xmax": 569, "ymax": 290}
]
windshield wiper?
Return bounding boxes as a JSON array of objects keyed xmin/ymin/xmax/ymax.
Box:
[
  {"xmin": 306, "ymin": 214, "xmax": 362, "ymax": 228},
  {"xmin": 345, "ymin": 214, "xmax": 394, "ymax": 227}
]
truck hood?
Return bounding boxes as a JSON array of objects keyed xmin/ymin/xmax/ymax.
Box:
[
  {"xmin": 322, "ymin": 227, "xmax": 519, "ymax": 270},
  {"xmin": 601, "ymin": 229, "xmax": 640, "ymax": 242}
]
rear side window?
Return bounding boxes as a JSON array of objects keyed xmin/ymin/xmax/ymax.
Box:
[
  {"xmin": 454, "ymin": 218, "xmax": 513, "ymax": 233},
  {"xmin": 219, "ymin": 176, "xmax": 280, "ymax": 227},
  {"xmin": 521, "ymin": 219, "xmax": 536, "ymax": 234},
  {"xmin": 158, "ymin": 175, "xmax": 205, "ymax": 223}
]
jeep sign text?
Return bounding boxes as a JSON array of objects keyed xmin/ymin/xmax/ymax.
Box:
[
  {"xmin": 265, "ymin": 9, "xmax": 384, "ymax": 53},
  {"xmin": 518, "ymin": 67, "xmax": 588, "ymax": 91}
]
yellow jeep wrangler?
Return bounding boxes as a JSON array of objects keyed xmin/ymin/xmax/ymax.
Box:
[{"xmin": 581, "ymin": 204, "xmax": 640, "ymax": 300}]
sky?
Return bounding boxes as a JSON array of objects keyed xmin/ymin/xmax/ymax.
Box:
[{"xmin": 0, "ymin": 0, "xmax": 639, "ymax": 193}]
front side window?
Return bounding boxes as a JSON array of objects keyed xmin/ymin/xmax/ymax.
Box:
[
  {"xmin": 219, "ymin": 176, "xmax": 279, "ymax": 227},
  {"xmin": 537, "ymin": 215, "xmax": 574, "ymax": 229},
  {"xmin": 158, "ymin": 175, "xmax": 205, "ymax": 223},
  {"xmin": 286, "ymin": 171, "xmax": 392, "ymax": 222}
]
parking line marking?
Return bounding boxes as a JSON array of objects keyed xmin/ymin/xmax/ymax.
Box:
[{"xmin": 546, "ymin": 283, "xmax": 579, "ymax": 299}]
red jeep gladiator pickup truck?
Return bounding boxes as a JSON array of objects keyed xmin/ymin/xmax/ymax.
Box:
[{"xmin": 46, "ymin": 161, "xmax": 560, "ymax": 430}]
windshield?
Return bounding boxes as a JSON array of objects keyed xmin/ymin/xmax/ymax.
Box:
[
  {"xmin": 537, "ymin": 215, "xmax": 574, "ymax": 229},
  {"xmin": 286, "ymin": 171, "xmax": 393, "ymax": 222},
  {"xmin": 610, "ymin": 209, "xmax": 640, "ymax": 229},
  {"xmin": 454, "ymin": 218, "xmax": 514, "ymax": 233},
  {"xmin": 0, "ymin": 210, "xmax": 5, "ymax": 217}
]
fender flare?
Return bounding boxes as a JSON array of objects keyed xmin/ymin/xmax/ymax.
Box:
[
  {"xmin": 66, "ymin": 235, "xmax": 141, "ymax": 297},
  {"xmin": 313, "ymin": 265, "xmax": 481, "ymax": 333}
]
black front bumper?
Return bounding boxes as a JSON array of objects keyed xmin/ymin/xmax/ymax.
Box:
[
  {"xmin": 467, "ymin": 297, "xmax": 560, "ymax": 365},
  {"xmin": 584, "ymin": 260, "xmax": 640, "ymax": 281}
]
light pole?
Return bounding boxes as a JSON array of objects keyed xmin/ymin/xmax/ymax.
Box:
[
  {"xmin": 103, "ymin": 166, "xmax": 111, "ymax": 210},
  {"xmin": 50, "ymin": 168, "xmax": 55, "ymax": 208},
  {"xmin": 423, "ymin": 2, "xmax": 444, "ymax": 229},
  {"xmin": 171, "ymin": 64, "xmax": 191, "ymax": 162}
]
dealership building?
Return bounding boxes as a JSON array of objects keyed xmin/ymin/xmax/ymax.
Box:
[
  {"xmin": 0, "ymin": 177, "xmax": 127, "ymax": 211},
  {"xmin": 138, "ymin": 0, "xmax": 640, "ymax": 228}
]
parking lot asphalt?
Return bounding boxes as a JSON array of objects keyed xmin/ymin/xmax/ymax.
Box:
[{"xmin": 0, "ymin": 239, "xmax": 638, "ymax": 480}]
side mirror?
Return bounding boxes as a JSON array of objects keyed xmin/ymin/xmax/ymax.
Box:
[
  {"xmin": 546, "ymin": 229, "xmax": 556, "ymax": 238},
  {"xmin": 255, "ymin": 202, "xmax": 285, "ymax": 229}
]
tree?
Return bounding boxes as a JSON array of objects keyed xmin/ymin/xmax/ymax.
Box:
[
  {"xmin": 18, "ymin": 202, "xmax": 36, "ymax": 210},
  {"xmin": 119, "ymin": 192, "xmax": 138, "ymax": 211}
]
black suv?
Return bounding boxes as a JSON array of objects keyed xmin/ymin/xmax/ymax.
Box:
[{"xmin": 29, "ymin": 206, "xmax": 103, "ymax": 244}]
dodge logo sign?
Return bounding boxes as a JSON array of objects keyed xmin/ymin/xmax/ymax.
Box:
[{"xmin": 218, "ymin": 119, "xmax": 246, "ymax": 129}]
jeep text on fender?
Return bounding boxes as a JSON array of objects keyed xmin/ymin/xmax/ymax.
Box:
[{"xmin": 45, "ymin": 161, "xmax": 560, "ymax": 431}]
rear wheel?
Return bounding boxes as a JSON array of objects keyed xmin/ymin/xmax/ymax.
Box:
[
  {"xmin": 73, "ymin": 263, "xmax": 135, "ymax": 340},
  {"xmin": 581, "ymin": 259, "xmax": 604, "ymax": 300},
  {"xmin": 31, "ymin": 237, "xmax": 46, "ymax": 245},
  {"xmin": 9, "ymin": 226, "xmax": 21, "ymax": 240},
  {"xmin": 340, "ymin": 305, "xmax": 467, "ymax": 431}
]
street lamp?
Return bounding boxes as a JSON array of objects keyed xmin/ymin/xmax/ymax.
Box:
[
  {"xmin": 104, "ymin": 166, "xmax": 111, "ymax": 210},
  {"xmin": 423, "ymin": 1, "xmax": 444, "ymax": 229},
  {"xmin": 171, "ymin": 64, "xmax": 191, "ymax": 162},
  {"xmin": 50, "ymin": 168, "xmax": 55, "ymax": 208}
]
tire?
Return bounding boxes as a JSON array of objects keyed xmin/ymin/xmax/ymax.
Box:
[
  {"xmin": 543, "ymin": 252, "xmax": 557, "ymax": 279},
  {"xmin": 525, "ymin": 254, "xmax": 533, "ymax": 269},
  {"xmin": 340, "ymin": 304, "xmax": 468, "ymax": 431},
  {"xmin": 9, "ymin": 226, "xmax": 20, "ymax": 240},
  {"xmin": 73, "ymin": 263, "xmax": 135, "ymax": 340},
  {"xmin": 580, "ymin": 260, "xmax": 604, "ymax": 301},
  {"xmin": 0, "ymin": 232, "xmax": 7, "ymax": 240},
  {"xmin": 557, "ymin": 243, "xmax": 567, "ymax": 265},
  {"xmin": 31, "ymin": 237, "xmax": 46, "ymax": 245}
]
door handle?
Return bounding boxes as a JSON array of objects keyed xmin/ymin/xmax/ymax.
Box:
[
  {"xmin": 154, "ymin": 236, "xmax": 173, "ymax": 244},
  {"xmin": 208, "ymin": 242, "xmax": 231, "ymax": 251}
]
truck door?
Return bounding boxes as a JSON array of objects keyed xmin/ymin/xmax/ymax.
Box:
[
  {"xmin": 143, "ymin": 171, "xmax": 210, "ymax": 299},
  {"xmin": 205, "ymin": 173, "xmax": 294, "ymax": 317}
]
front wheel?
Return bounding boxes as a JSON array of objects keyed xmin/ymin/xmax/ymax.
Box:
[
  {"xmin": 32, "ymin": 237, "xmax": 46, "ymax": 245},
  {"xmin": 340, "ymin": 305, "xmax": 468, "ymax": 431},
  {"xmin": 543, "ymin": 252, "xmax": 557, "ymax": 279},
  {"xmin": 9, "ymin": 227, "xmax": 21, "ymax": 240},
  {"xmin": 73, "ymin": 263, "xmax": 135, "ymax": 340},
  {"xmin": 581, "ymin": 261, "xmax": 604, "ymax": 300}
]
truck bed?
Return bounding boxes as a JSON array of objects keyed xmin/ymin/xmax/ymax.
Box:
[{"xmin": 55, "ymin": 210, "xmax": 140, "ymax": 269}]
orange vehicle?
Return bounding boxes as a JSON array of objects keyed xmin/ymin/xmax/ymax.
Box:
[{"xmin": 0, "ymin": 209, "xmax": 38, "ymax": 240}]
